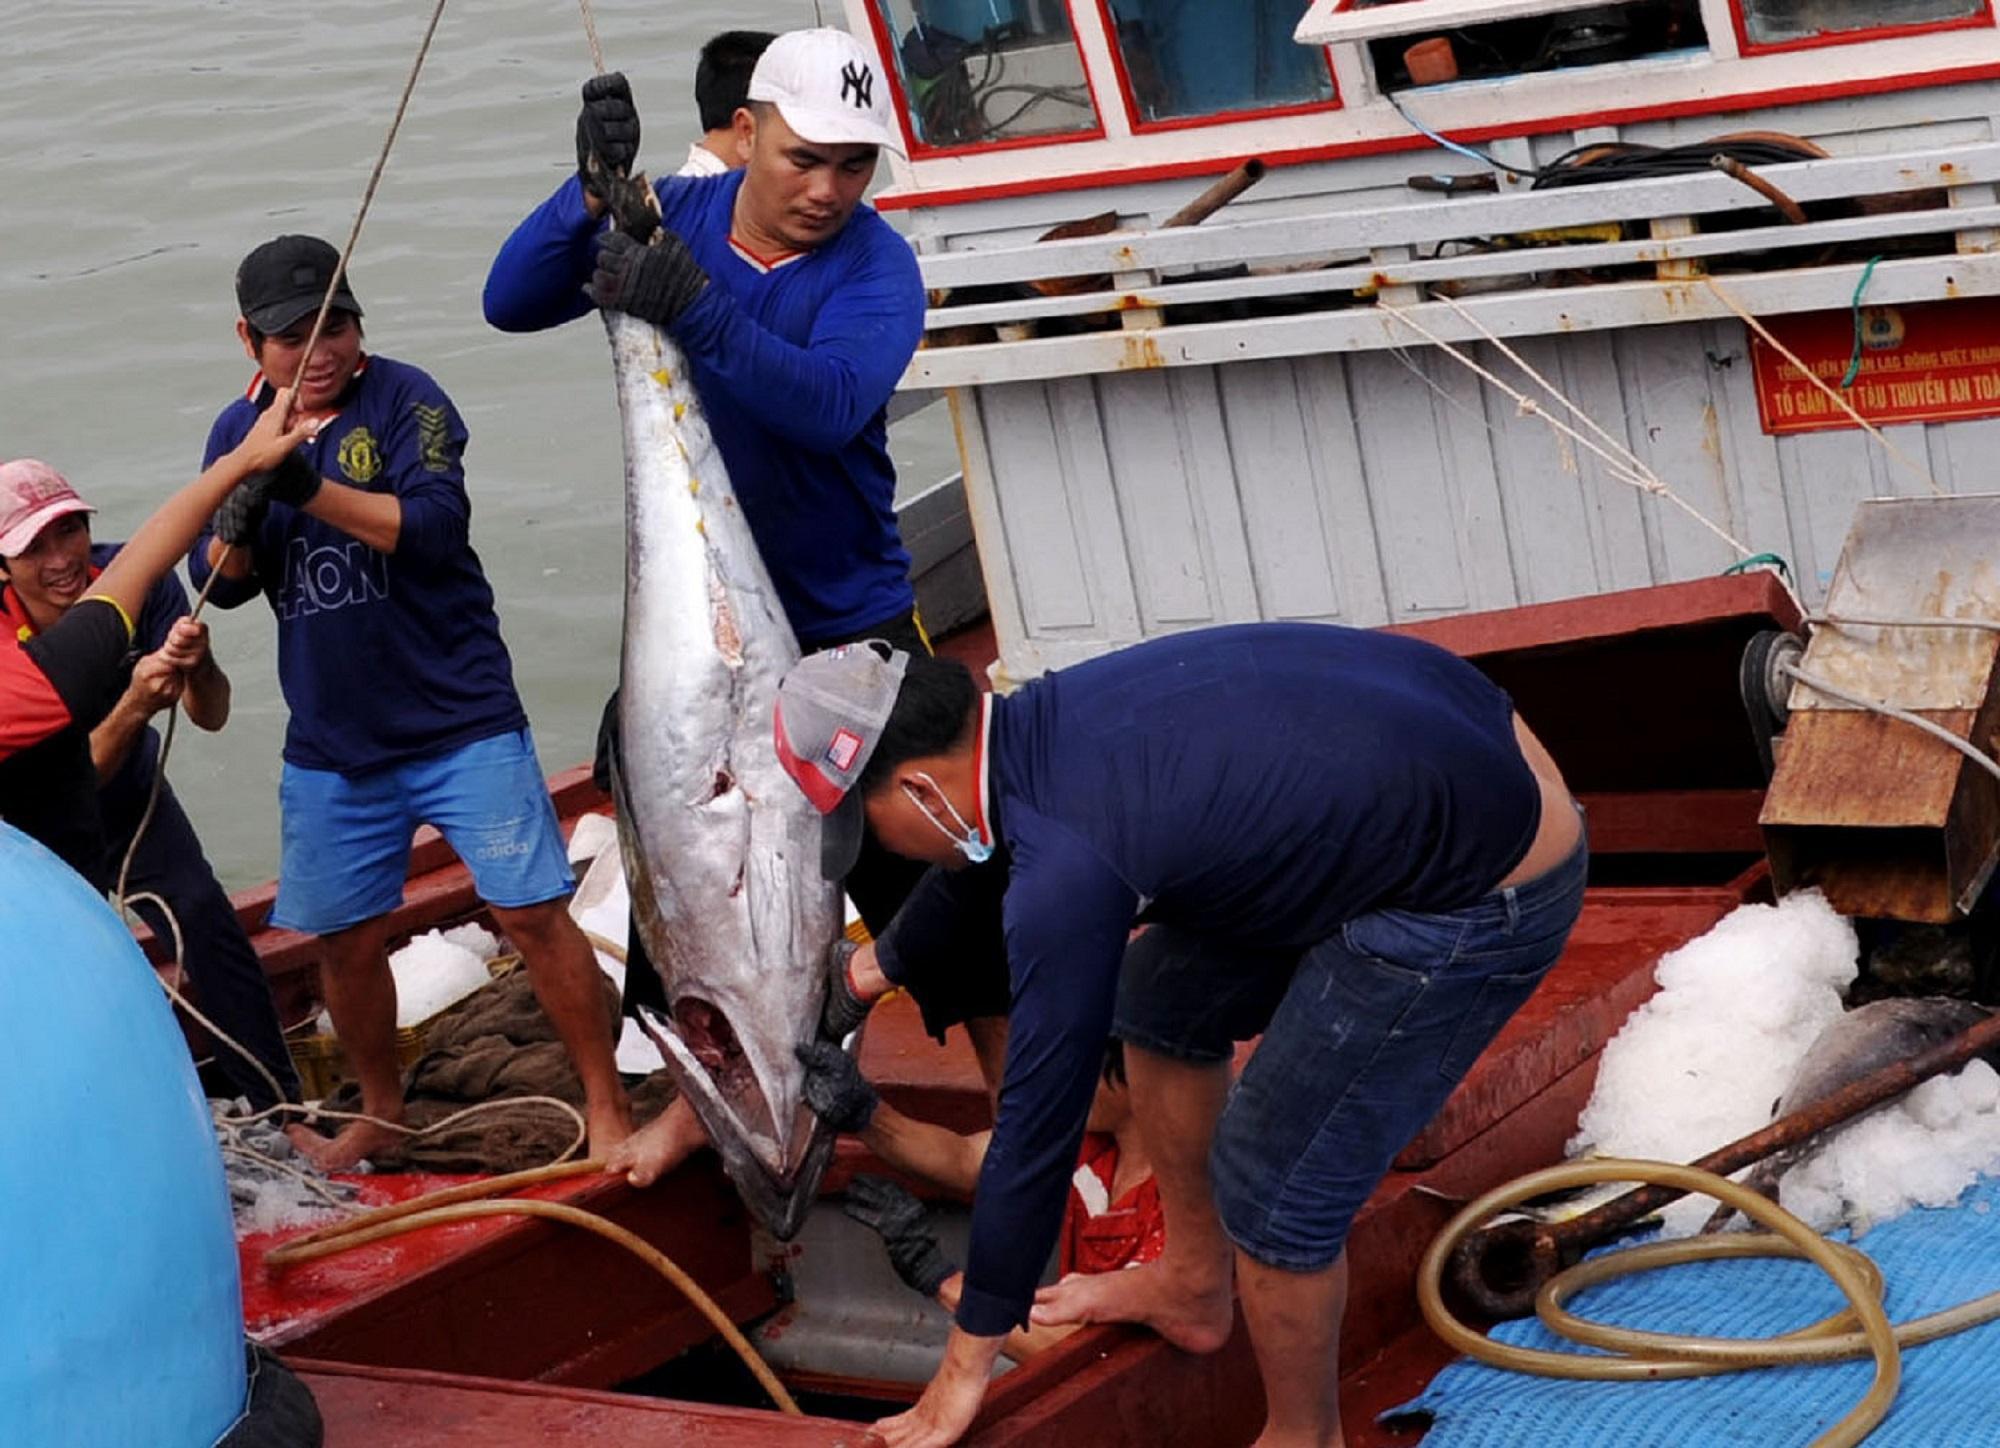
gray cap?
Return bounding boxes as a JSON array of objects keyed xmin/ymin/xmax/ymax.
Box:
[{"xmin": 773, "ymin": 641, "xmax": 910, "ymax": 880}]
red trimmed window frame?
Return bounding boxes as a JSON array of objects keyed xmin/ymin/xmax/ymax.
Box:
[
  {"xmin": 1088, "ymin": 0, "xmax": 1343, "ymax": 135},
  {"xmin": 856, "ymin": 0, "xmax": 1110, "ymax": 161},
  {"xmin": 1729, "ymin": 0, "xmax": 1995, "ymax": 57}
]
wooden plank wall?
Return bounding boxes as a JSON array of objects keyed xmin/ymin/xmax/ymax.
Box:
[{"xmin": 962, "ymin": 319, "xmax": 1994, "ymax": 678}]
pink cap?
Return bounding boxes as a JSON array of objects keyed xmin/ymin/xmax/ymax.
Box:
[{"xmin": 0, "ymin": 460, "xmax": 93, "ymax": 557}]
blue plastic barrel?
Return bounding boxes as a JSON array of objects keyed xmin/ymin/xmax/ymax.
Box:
[{"xmin": 0, "ymin": 823, "xmax": 246, "ymax": 1445}]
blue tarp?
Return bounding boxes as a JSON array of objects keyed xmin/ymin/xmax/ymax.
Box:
[{"xmin": 1401, "ymin": 1175, "xmax": 2000, "ymax": 1446}]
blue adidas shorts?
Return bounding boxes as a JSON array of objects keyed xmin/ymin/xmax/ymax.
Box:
[{"xmin": 271, "ymin": 728, "xmax": 573, "ymax": 935}]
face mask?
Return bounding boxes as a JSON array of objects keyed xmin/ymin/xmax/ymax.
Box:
[{"xmin": 904, "ymin": 772, "xmax": 993, "ymax": 865}]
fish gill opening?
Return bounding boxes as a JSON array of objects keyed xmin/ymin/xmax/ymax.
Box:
[{"xmin": 674, "ymin": 994, "xmax": 778, "ymax": 1147}]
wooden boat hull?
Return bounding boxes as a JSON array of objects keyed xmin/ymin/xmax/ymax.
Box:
[{"xmin": 216, "ymin": 576, "xmax": 1798, "ymax": 1441}]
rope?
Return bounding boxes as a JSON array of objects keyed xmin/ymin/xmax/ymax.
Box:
[
  {"xmin": 1374, "ymin": 300, "xmax": 1754, "ymax": 558},
  {"xmin": 108, "ymin": 0, "xmax": 471, "ymax": 1171},
  {"xmin": 576, "ymin": 0, "xmax": 606, "ymax": 76},
  {"xmin": 1703, "ymin": 276, "xmax": 1944, "ymax": 498},
  {"xmin": 290, "ymin": 0, "xmax": 452, "ymax": 397},
  {"xmin": 1431, "ymin": 290, "xmax": 1727, "ymax": 532},
  {"xmin": 264, "ymin": 1166, "xmax": 804, "ymax": 1417}
]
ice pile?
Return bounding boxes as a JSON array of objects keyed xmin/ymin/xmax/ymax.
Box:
[
  {"xmin": 389, "ymin": 924, "xmax": 500, "ymax": 1026},
  {"xmin": 1570, "ymin": 890, "xmax": 1860, "ymax": 1235},
  {"xmin": 1780, "ymin": 1057, "xmax": 2000, "ymax": 1234}
]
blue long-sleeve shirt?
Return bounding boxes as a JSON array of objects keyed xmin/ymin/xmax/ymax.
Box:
[
  {"xmin": 878, "ymin": 623, "xmax": 1543, "ymax": 1335},
  {"xmin": 483, "ymin": 172, "xmax": 921, "ymax": 645},
  {"xmin": 189, "ymin": 357, "xmax": 528, "ymax": 775}
]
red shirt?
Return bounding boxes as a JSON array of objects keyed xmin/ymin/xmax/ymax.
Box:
[
  {"xmin": 1058, "ymin": 1133, "xmax": 1165, "ymax": 1277},
  {"xmin": 0, "ymin": 629, "xmax": 74, "ymax": 759}
]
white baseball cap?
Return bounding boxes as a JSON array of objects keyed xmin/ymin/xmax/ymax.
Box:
[{"xmin": 747, "ymin": 28, "xmax": 907, "ymax": 159}]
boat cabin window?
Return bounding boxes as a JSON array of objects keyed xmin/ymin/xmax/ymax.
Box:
[
  {"xmin": 1734, "ymin": 0, "xmax": 1990, "ymax": 50},
  {"xmin": 1097, "ymin": 1, "xmax": 1338, "ymax": 124},
  {"xmin": 870, "ymin": 1, "xmax": 1100, "ymax": 150},
  {"xmin": 1346, "ymin": 1, "xmax": 1709, "ymax": 91}
]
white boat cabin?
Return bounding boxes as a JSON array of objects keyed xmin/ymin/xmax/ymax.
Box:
[{"xmin": 839, "ymin": 1, "xmax": 2000, "ymax": 678}]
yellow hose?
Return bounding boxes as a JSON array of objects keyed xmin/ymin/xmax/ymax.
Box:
[
  {"xmin": 264, "ymin": 1161, "xmax": 803, "ymax": 1417},
  {"xmin": 1417, "ymin": 1158, "xmax": 2000, "ymax": 1447}
]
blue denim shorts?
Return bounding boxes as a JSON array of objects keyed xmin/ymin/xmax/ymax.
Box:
[
  {"xmin": 1114, "ymin": 827, "xmax": 1588, "ymax": 1273},
  {"xmin": 272, "ymin": 728, "xmax": 574, "ymax": 935}
]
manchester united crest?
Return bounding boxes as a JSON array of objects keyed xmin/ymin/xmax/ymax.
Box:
[{"xmin": 336, "ymin": 426, "xmax": 383, "ymax": 485}]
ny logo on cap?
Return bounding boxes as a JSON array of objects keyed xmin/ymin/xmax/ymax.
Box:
[{"xmin": 839, "ymin": 60, "xmax": 873, "ymax": 110}]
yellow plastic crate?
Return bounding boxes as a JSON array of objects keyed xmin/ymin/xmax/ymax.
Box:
[{"xmin": 285, "ymin": 952, "xmax": 519, "ymax": 1101}]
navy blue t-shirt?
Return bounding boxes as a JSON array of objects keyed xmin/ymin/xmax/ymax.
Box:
[
  {"xmin": 483, "ymin": 171, "xmax": 920, "ymax": 645},
  {"xmin": 885, "ymin": 623, "xmax": 1542, "ymax": 1336},
  {"xmin": 189, "ymin": 356, "xmax": 528, "ymax": 775}
]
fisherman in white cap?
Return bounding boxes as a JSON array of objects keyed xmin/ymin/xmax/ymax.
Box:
[{"xmin": 486, "ymin": 27, "xmax": 938, "ymax": 1188}]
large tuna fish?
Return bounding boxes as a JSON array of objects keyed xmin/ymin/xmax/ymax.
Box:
[
  {"xmin": 1703, "ymin": 995, "xmax": 1996, "ymax": 1231},
  {"xmin": 602, "ymin": 306, "xmax": 845, "ymax": 1238}
]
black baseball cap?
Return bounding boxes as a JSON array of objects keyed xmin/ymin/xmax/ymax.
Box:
[{"xmin": 235, "ymin": 235, "xmax": 363, "ymax": 334}]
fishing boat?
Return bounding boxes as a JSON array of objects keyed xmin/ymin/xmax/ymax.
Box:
[{"xmin": 152, "ymin": 1, "xmax": 2000, "ymax": 1438}]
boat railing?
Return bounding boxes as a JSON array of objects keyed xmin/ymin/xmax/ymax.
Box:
[{"xmin": 904, "ymin": 139, "xmax": 2000, "ymax": 388}]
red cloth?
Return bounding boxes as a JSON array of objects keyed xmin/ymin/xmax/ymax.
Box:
[
  {"xmin": 0, "ymin": 629, "xmax": 74, "ymax": 759},
  {"xmin": 1058, "ymin": 1132, "xmax": 1164, "ymax": 1277}
]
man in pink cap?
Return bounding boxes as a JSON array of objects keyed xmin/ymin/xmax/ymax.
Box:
[{"xmin": 0, "ymin": 457, "xmax": 306, "ymax": 1114}]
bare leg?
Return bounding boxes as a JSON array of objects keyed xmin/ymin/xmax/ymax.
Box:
[
  {"xmin": 1030, "ymin": 1047, "xmax": 1235, "ymax": 1353},
  {"xmin": 605, "ymin": 1094, "xmax": 708, "ymax": 1187},
  {"xmin": 1239, "ymin": 1249, "xmax": 1348, "ymax": 1448},
  {"xmin": 304, "ymin": 914, "xmax": 407, "ymax": 1171},
  {"xmin": 490, "ymin": 899, "xmax": 634, "ymax": 1157}
]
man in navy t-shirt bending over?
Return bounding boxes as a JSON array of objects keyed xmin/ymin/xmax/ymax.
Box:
[
  {"xmin": 774, "ymin": 624, "xmax": 1589, "ymax": 1448},
  {"xmin": 191, "ymin": 235, "xmax": 631, "ymax": 1172}
]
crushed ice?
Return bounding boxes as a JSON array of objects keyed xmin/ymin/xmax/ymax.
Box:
[{"xmin": 1571, "ymin": 890, "xmax": 2000, "ymax": 1235}]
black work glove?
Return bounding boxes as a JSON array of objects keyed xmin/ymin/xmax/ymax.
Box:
[
  {"xmin": 576, "ymin": 71, "xmax": 640, "ymax": 198},
  {"xmin": 590, "ymin": 228, "xmax": 709, "ymax": 330},
  {"xmin": 844, "ymin": 1175, "xmax": 955, "ymax": 1299},
  {"xmin": 796, "ymin": 1039, "xmax": 878, "ymax": 1134},
  {"xmin": 264, "ymin": 447, "xmax": 322, "ymax": 508},
  {"xmin": 820, "ymin": 938, "xmax": 873, "ymax": 1041},
  {"xmin": 213, "ymin": 472, "xmax": 277, "ymax": 547}
]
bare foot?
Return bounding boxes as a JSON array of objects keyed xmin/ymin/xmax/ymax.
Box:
[
  {"xmin": 1030, "ymin": 1259, "xmax": 1235, "ymax": 1354},
  {"xmin": 292, "ymin": 1115, "xmax": 406, "ymax": 1174},
  {"xmin": 281, "ymin": 1122, "xmax": 328, "ymax": 1162},
  {"xmin": 604, "ymin": 1097, "xmax": 709, "ymax": 1187}
]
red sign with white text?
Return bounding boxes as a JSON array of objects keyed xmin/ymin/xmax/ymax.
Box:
[{"xmin": 1748, "ymin": 298, "xmax": 2000, "ymax": 435}]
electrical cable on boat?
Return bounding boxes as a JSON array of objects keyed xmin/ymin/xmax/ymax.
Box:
[
  {"xmin": 265, "ymin": 1171, "xmax": 804, "ymax": 1417},
  {"xmin": 1807, "ymin": 613, "xmax": 2000, "ymax": 634},
  {"xmin": 1386, "ymin": 89, "xmax": 1544, "ymax": 181},
  {"xmin": 1777, "ymin": 658, "xmax": 2000, "ymax": 786},
  {"xmin": 1840, "ymin": 256, "xmax": 1884, "ymax": 389},
  {"xmin": 1702, "ymin": 276, "xmax": 1944, "ymax": 497},
  {"xmin": 1417, "ymin": 1157, "xmax": 2000, "ymax": 1448}
]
